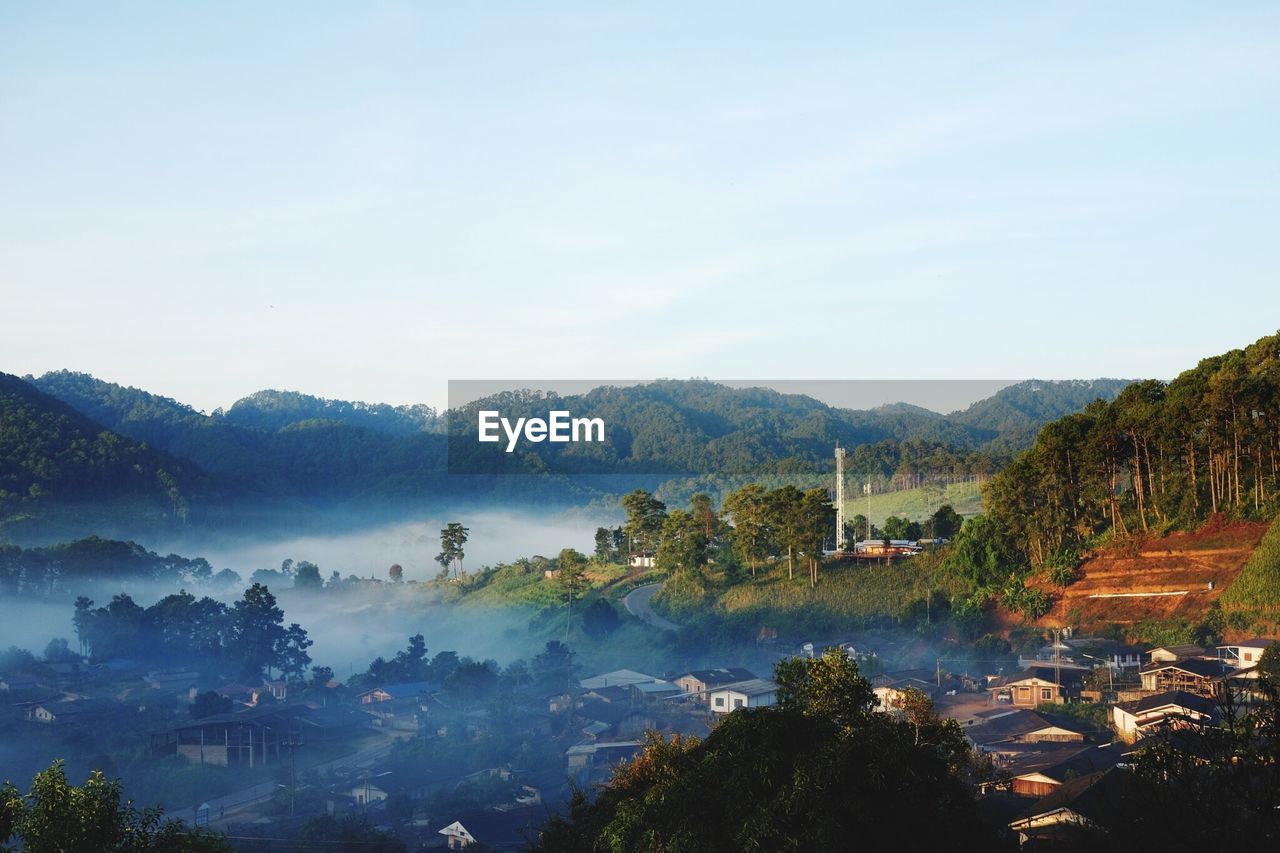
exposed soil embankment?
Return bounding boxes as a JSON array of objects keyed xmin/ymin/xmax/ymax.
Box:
[{"xmin": 1011, "ymin": 521, "xmax": 1269, "ymax": 631}]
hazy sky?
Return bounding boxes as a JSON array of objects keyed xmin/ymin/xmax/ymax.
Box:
[{"xmin": 2, "ymin": 2, "xmax": 1278, "ymax": 413}]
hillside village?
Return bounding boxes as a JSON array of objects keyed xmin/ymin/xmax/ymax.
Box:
[{"xmin": 4, "ymin": 622, "xmax": 1277, "ymax": 849}]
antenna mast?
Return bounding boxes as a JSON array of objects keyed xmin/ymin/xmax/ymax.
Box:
[{"xmin": 835, "ymin": 444, "xmax": 847, "ymax": 552}]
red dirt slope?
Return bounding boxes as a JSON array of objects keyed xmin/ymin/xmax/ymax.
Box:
[{"xmin": 1017, "ymin": 521, "xmax": 1269, "ymax": 631}]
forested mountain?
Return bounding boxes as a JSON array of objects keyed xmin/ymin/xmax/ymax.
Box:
[
  {"xmin": 2, "ymin": 371, "xmax": 1127, "ymax": 540},
  {"xmin": 220, "ymin": 388, "xmax": 438, "ymax": 436},
  {"xmin": 0, "ymin": 373, "xmax": 210, "ymax": 521},
  {"xmin": 29, "ymin": 371, "xmax": 448, "ymax": 501},
  {"xmin": 446, "ymin": 379, "xmax": 1129, "ymax": 481},
  {"xmin": 985, "ymin": 332, "xmax": 1280, "ymax": 564}
]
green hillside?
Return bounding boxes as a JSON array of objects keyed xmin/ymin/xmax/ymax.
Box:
[
  {"xmin": 0, "ymin": 373, "xmax": 211, "ymax": 531},
  {"xmin": 845, "ymin": 481, "xmax": 984, "ymax": 528}
]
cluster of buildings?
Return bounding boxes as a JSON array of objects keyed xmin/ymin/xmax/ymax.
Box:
[{"xmin": 961, "ymin": 635, "xmax": 1278, "ymax": 847}]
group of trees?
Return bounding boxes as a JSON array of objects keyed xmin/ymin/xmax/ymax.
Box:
[
  {"xmin": 0, "ymin": 537, "xmax": 221, "ymax": 598},
  {"xmin": 609, "ymin": 487, "xmax": 961, "ymax": 590},
  {"xmin": 0, "ymin": 761, "xmax": 230, "ymax": 852},
  {"xmin": 349, "ymin": 636, "xmax": 579, "ymax": 706},
  {"xmin": 0, "ymin": 372, "xmax": 206, "ymax": 521},
  {"xmin": 986, "ymin": 333, "xmax": 1280, "ymax": 564},
  {"xmin": 71, "ymin": 583, "xmax": 312, "ymax": 681}
]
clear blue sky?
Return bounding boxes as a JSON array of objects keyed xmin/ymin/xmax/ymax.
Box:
[{"xmin": 2, "ymin": 2, "xmax": 1278, "ymax": 412}]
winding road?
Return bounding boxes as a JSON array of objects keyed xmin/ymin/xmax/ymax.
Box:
[{"xmin": 623, "ymin": 582, "xmax": 680, "ymax": 632}]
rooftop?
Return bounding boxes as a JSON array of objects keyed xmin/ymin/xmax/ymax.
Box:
[
  {"xmin": 1114, "ymin": 690, "xmax": 1217, "ymax": 716},
  {"xmin": 711, "ymin": 678, "xmax": 777, "ymax": 697},
  {"xmin": 1140, "ymin": 658, "xmax": 1227, "ymax": 677}
]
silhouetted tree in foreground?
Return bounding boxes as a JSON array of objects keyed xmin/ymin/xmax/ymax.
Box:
[
  {"xmin": 0, "ymin": 760, "xmax": 230, "ymax": 852},
  {"xmin": 532, "ymin": 649, "xmax": 994, "ymax": 851}
]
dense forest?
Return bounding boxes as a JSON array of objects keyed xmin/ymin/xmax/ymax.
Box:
[
  {"xmin": 985, "ymin": 332, "xmax": 1280, "ymax": 564},
  {"xmin": 445, "ymin": 379, "xmax": 1128, "ymax": 480},
  {"xmin": 0, "ymin": 374, "xmax": 210, "ymax": 522},
  {"xmin": 1, "ymin": 370, "xmax": 1126, "ymax": 541},
  {"xmin": 0, "ymin": 535, "xmax": 224, "ymax": 596}
]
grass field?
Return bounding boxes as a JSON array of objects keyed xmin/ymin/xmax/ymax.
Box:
[{"xmin": 841, "ymin": 481, "xmax": 984, "ymax": 527}]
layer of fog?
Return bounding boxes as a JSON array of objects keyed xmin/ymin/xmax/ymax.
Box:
[
  {"xmin": 183, "ymin": 509, "xmax": 611, "ymax": 584},
  {"xmin": 1, "ymin": 509, "xmax": 623, "ymax": 676}
]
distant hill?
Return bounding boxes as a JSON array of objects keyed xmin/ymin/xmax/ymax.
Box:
[
  {"xmin": 220, "ymin": 389, "xmax": 438, "ymax": 436},
  {"xmin": 29, "ymin": 371, "xmax": 447, "ymax": 502},
  {"xmin": 445, "ymin": 378, "xmax": 1130, "ymax": 478},
  {"xmin": 9, "ymin": 372, "xmax": 1130, "ymax": 540},
  {"xmin": 0, "ymin": 372, "xmax": 211, "ymax": 525}
]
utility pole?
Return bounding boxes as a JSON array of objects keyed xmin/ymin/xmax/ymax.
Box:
[
  {"xmin": 864, "ymin": 481, "xmax": 873, "ymax": 545},
  {"xmin": 1053, "ymin": 628, "xmax": 1061, "ymax": 699}
]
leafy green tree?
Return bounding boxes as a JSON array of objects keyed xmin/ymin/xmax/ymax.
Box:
[
  {"xmin": 621, "ymin": 490, "xmax": 667, "ymax": 554},
  {"xmin": 724, "ymin": 484, "xmax": 770, "ymax": 579},
  {"xmin": 774, "ymin": 647, "xmax": 875, "ymax": 731},
  {"xmin": 42, "ymin": 637, "xmax": 76, "ymax": 662},
  {"xmin": 930, "ymin": 504, "xmax": 963, "ymax": 539},
  {"xmin": 275, "ymin": 622, "xmax": 313, "ymax": 682},
  {"xmin": 1259, "ymin": 641, "xmax": 1280, "ymax": 685},
  {"xmin": 882, "ymin": 515, "xmax": 912, "ymax": 540},
  {"xmin": 689, "ymin": 493, "xmax": 721, "ymax": 541},
  {"xmin": 656, "ymin": 509, "xmax": 708, "ymax": 587},
  {"xmin": 797, "ymin": 488, "xmax": 835, "ymax": 587},
  {"xmin": 532, "ymin": 640, "xmax": 575, "ymax": 689},
  {"xmin": 230, "ymin": 583, "xmax": 289, "ymax": 681},
  {"xmin": 582, "ymin": 598, "xmax": 621, "ymax": 638},
  {"xmin": 388, "ymin": 563, "xmax": 403, "ymax": 582},
  {"xmin": 943, "ymin": 514, "xmax": 1024, "ymax": 589},
  {"xmin": 765, "ymin": 485, "xmax": 804, "ymax": 581},
  {"xmin": 0, "ymin": 760, "xmax": 230, "ymax": 852},
  {"xmin": 292, "ymin": 561, "xmax": 323, "ymax": 591},
  {"xmin": 435, "ymin": 522, "xmax": 469, "ymax": 578},
  {"xmin": 556, "ymin": 548, "xmax": 590, "ymax": 604},
  {"xmin": 593, "ymin": 527, "xmax": 616, "ymax": 562}
]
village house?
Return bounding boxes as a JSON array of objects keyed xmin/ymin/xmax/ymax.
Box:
[
  {"xmin": 358, "ymin": 681, "xmax": 434, "ymax": 704},
  {"xmin": 988, "ymin": 667, "xmax": 1085, "ymax": 707},
  {"xmin": 144, "ymin": 669, "xmax": 200, "ymax": 701},
  {"xmin": 0, "ymin": 674, "xmax": 39, "ymax": 692},
  {"xmin": 1216, "ymin": 636, "xmax": 1278, "ymax": 668},
  {"xmin": 349, "ymin": 772, "xmax": 392, "ymax": 806},
  {"xmin": 214, "ymin": 682, "xmax": 266, "ymax": 707},
  {"xmin": 1008, "ymin": 768, "xmax": 1132, "ymax": 847},
  {"xmin": 582, "ymin": 684, "xmax": 631, "ymax": 705},
  {"xmin": 1147, "ymin": 644, "xmax": 1208, "ymax": 663},
  {"xmin": 151, "ymin": 703, "xmax": 358, "ymax": 767},
  {"xmin": 566, "ymin": 740, "xmax": 643, "ymax": 784},
  {"xmin": 1066, "ymin": 640, "xmax": 1145, "ymax": 671},
  {"xmin": 709, "ymin": 679, "xmax": 777, "ymax": 714},
  {"xmin": 27, "ymin": 697, "xmax": 122, "ymax": 727},
  {"xmin": 545, "ymin": 691, "xmax": 575, "ymax": 714},
  {"xmin": 1111, "ymin": 690, "xmax": 1217, "ymax": 742},
  {"xmin": 1005, "ymin": 742, "xmax": 1128, "ymax": 797},
  {"xmin": 439, "ymin": 820, "xmax": 476, "ymax": 849},
  {"xmin": 674, "ymin": 668, "xmax": 757, "ymax": 701},
  {"xmin": 964, "ymin": 709, "xmax": 1089, "ymax": 754},
  {"xmin": 434, "ymin": 807, "xmax": 547, "ymax": 850},
  {"xmin": 1139, "ymin": 658, "xmax": 1226, "ymax": 696},
  {"xmin": 631, "ymin": 679, "xmax": 682, "ymax": 701},
  {"xmin": 871, "ymin": 670, "xmax": 944, "ymax": 710},
  {"xmin": 579, "ymin": 669, "xmax": 661, "ymax": 690},
  {"xmin": 628, "ymin": 552, "xmax": 656, "ymax": 569}
]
